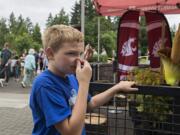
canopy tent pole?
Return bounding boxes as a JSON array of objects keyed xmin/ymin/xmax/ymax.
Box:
[
  {"xmin": 98, "ymin": 17, "xmax": 100, "ymax": 62},
  {"xmin": 97, "ymin": 16, "xmax": 100, "ymax": 80}
]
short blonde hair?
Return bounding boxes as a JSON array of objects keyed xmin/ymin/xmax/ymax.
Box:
[{"xmin": 42, "ymin": 25, "xmax": 84, "ymax": 52}]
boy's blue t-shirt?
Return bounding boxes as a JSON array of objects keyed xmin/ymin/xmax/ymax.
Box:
[{"xmin": 29, "ymin": 70, "xmax": 91, "ymax": 135}]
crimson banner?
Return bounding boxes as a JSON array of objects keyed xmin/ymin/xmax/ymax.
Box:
[
  {"xmin": 145, "ymin": 11, "xmax": 172, "ymax": 69},
  {"xmin": 117, "ymin": 10, "xmax": 140, "ymax": 81}
]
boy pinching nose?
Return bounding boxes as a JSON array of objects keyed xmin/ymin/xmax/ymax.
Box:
[{"xmin": 29, "ymin": 24, "xmax": 138, "ymax": 135}]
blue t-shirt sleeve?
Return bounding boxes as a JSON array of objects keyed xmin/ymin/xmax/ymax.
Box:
[{"xmin": 37, "ymin": 86, "xmax": 71, "ymax": 128}]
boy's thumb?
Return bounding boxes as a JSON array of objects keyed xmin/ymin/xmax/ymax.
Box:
[{"xmin": 76, "ymin": 59, "xmax": 81, "ymax": 71}]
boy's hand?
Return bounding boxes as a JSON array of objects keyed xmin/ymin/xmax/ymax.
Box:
[
  {"xmin": 76, "ymin": 59, "xmax": 92, "ymax": 84},
  {"xmin": 84, "ymin": 44, "xmax": 93, "ymax": 61},
  {"xmin": 112, "ymin": 81, "xmax": 138, "ymax": 93}
]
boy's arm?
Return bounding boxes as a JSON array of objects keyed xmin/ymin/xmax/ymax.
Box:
[
  {"xmin": 55, "ymin": 83, "xmax": 89, "ymax": 135},
  {"xmin": 88, "ymin": 81, "xmax": 138, "ymax": 110},
  {"xmin": 55, "ymin": 60, "xmax": 92, "ymax": 135}
]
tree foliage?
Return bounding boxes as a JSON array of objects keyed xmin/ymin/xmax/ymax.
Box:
[
  {"xmin": 0, "ymin": 18, "xmax": 9, "ymax": 48},
  {"xmin": 46, "ymin": 9, "xmax": 69, "ymax": 27},
  {"xmin": 0, "ymin": 12, "xmax": 42, "ymax": 55},
  {"xmin": 70, "ymin": 0, "xmax": 117, "ymax": 58},
  {"xmin": 70, "ymin": 1, "xmax": 81, "ymax": 25},
  {"xmin": 32, "ymin": 23, "xmax": 41, "ymax": 44},
  {"xmin": 101, "ymin": 31, "xmax": 116, "ymax": 57}
]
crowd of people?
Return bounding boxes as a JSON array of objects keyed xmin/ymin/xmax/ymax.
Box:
[{"xmin": 0, "ymin": 42, "xmax": 48, "ymax": 87}]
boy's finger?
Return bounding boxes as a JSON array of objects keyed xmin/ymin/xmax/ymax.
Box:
[
  {"xmin": 130, "ymin": 88, "xmax": 138, "ymax": 91},
  {"xmin": 88, "ymin": 51, "xmax": 93, "ymax": 58},
  {"xmin": 85, "ymin": 51, "xmax": 93, "ymax": 60},
  {"xmin": 128, "ymin": 81, "xmax": 136, "ymax": 86},
  {"xmin": 83, "ymin": 60, "xmax": 90, "ymax": 67},
  {"xmin": 84, "ymin": 52, "xmax": 88, "ymax": 60},
  {"xmin": 76, "ymin": 60, "xmax": 81, "ymax": 70},
  {"xmin": 85, "ymin": 44, "xmax": 90, "ymax": 49},
  {"xmin": 84, "ymin": 52, "xmax": 90, "ymax": 60},
  {"xmin": 82, "ymin": 60, "xmax": 91, "ymax": 69}
]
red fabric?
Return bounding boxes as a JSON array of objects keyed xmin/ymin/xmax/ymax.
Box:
[
  {"xmin": 117, "ymin": 10, "xmax": 139, "ymax": 81},
  {"xmin": 145, "ymin": 11, "xmax": 172, "ymax": 69},
  {"xmin": 93, "ymin": 0, "xmax": 180, "ymax": 16}
]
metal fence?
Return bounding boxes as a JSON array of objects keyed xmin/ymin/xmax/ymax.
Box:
[{"xmin": 86, "ymin": 82, "xmax": 180, "ymax": 135}]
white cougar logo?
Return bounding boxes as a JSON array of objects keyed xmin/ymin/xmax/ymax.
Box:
[
  {"xmin": 152, "ymin": 38, "xmax": 167, "ymax": 57},
  {"xmin": 121, "ymin": 38, "xmax": 137, "ymax": 56}
]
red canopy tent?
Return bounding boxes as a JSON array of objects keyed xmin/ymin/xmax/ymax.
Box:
[
  {"xmin": 93, "ymin": 0, "xmax": 180, "ymax": 81},
  {"xmin": 93, "ymin": 0, "xmax": 180, "ymax": 16}
]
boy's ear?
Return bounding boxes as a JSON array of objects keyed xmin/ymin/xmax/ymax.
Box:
[{"xmin": 45, "ymin": 47, "xmax": 54, "ymax": 60}]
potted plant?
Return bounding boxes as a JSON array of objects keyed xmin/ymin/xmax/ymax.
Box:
[{"xmin": 128, "ymin": 68, "xmax": 173, "ymax": 134}]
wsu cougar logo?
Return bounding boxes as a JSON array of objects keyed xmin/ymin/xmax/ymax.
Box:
[
  {"xmin": 152, "ymin": 38, "xmax": 166, "ymax": 57},
  {"xmin": 121, "ymin": 38, "xmax": 137, "ymax": 56}
]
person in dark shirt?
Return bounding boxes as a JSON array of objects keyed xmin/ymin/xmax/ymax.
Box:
[{"xmin": 1, "ymin": 42, "xmax": 12, "ymax": 84}]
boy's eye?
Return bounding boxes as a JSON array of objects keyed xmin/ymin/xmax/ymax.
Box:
[
  {"xmin": 66, "ymin": 52, "xmax": 79, "ymax": 56},
  {"xmin": 67, "ymin": 52, "xmax": 76, "ymax": 56},
  {"xmin": 66, "ymin": 51, "xmax": 84, "ymax": 57}
]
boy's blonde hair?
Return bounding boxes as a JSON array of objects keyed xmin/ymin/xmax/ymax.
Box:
[{"xmin": 42, "ymin": 25, "xmax": 84, "ymax": 52}]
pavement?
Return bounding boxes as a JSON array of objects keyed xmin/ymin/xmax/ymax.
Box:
[{"xmin": 0, "ymin": 79, "xmax": 33, "ymax": 135}]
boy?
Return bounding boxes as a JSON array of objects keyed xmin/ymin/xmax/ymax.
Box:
[{"xmin": 29, "ymin": 25, "xmax": 138, "ymax": 135}]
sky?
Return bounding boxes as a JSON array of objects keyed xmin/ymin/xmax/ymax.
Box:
[
  {"xmin": 0, "ymin": 0, "xmax": 77, "ymax": 31},
  {"xmin": 0, "ymin": 0, "xmax": 179, "ymax": 31}
]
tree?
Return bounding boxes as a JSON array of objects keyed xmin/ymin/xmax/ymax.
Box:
[
  {"xmin": 32, "ymin": 23, "xmax": 41, "ymax": 44},
  {"xmin": 16, "ymin": 15, "xmax": 28, "ymax": 35},
  {"xmin": 70, "ymin": 0, "xmax": 96, "ymax": 25},
  {"xmin": 85, "ymin": 0, "xmax": 97, "ymax": 21},
  {"xmin": 8, "ymin": 13, "xmax": 32, "ymax": 36},
  {"xmin": 101, "ymin": 31, "xmax": 116, "ymax": 57},
  {"xmin": 4, "ymin": 33, "xmax": 16, "ymax": 50},
  {"xmin": 1, "ymin": 13, "xmax": 42, "ymax": 55},
  {"xmin": 84, "ymin": 17, "xmax": 98, "ymax": 47},
  {"xmin": 46, "ymin": 13, "xmax": 54, "ymax": 27},
  {"xmin": 9, "ymin": 12, "xmax": 17, "ymax": 34},
  {"xmin": 46, "ymin": 9, "xmax": 69, "ymax": 27},
  {"xmin": 84, "ymin": 16, "xmax": 116, "ymax": 51},
  {"xmin": 25, "ymin": 17, "xmax": 33, "ymax": 34},
  {"xmin": 0, "ymin": 18, "xmax": 9, "ymax": 48},
  {"xmin": 111, "ymin": 16, "xmax": 120, "ymax": 31},
  {"xmin": 69, "ymin": 0, "xmax": 117, "ymax": 57},
  {"xmin": 98, "ymin": 17, "xmax": 114, "ymax": 34},
  {"xmin": 70, "ymin": 1, "xmax": 81, "ymax": 25},
  {"xmin": 55, "ymin": 8, "xmax": 69, "ymax": 25},
  {"xmin": 14, "ymin": 33, "xmax": 33, "ymax": 55}
]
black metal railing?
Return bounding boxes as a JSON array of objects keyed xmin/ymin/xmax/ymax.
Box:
[{"xmin": 85, "ymin": 82, "xmax": 180, "ymax": 135}]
